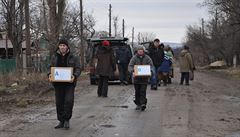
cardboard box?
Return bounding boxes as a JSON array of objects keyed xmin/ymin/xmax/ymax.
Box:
[
  {"xmin": 50, "ymin": 67, "xmax": 73, "ymax": 82},
  {"xmin": 134, "ymin": 65, "xmax": 151, "ymax": 77}
]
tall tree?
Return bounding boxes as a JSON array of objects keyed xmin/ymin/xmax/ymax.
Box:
[
  {"xmin": 113, "ymin": 16, "xmax": 119, "ymax": 37},
  {"xmin": 25, "ymin": 0, "xmax": 31, "ymax": 71},
  {"xmin": 46, "ymin": 0, "xmax": 66, "ymax": 56},
  {"xmin": 0, "ymin": 0, "xmax": 24, "ymax": 70},
  {"xmin": 80, "ymin": 0, "xmax": 84, "ymax": 70}
]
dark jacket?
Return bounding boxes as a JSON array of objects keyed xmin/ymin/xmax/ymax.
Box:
[
  {"xmin": 148, "ymin": 44, "xmax": 164, "ymax": 68},
  {"xmin": 116, "ymin": 46, "xmax": 131, "ymax": 64},
  {"xmin": 48, "ymin": 49, "xmax": 81, "ymax": 86},
  {"xmin": 158, "ymin": 57, "xmax": 171, "ymax": 73},
  {"xmin": 95, "ymin": 46, "xmax": 116, "ymax": 77},
  {"xmin": 128, "ymin": 54, "xmax": 154, "ymax": 84}
]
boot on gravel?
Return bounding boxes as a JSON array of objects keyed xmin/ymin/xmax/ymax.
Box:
[{"xmin": 54, "ymin": 121, "xmax": 64, "ymax": 129}]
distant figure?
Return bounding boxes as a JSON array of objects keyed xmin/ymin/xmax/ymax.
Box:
[
  {"xmin": 95, "ymin": 40, "xmax": 116, "ymax": 97},
  {"xmin": 158, "ymin": 45, "xmax": 173, "ymax": 86},
  {"xmin": 48, "ymin": 39, "xmax": 81, "ymax": 129},
  {"xmin": 179, "ymin": 45, "xmax": 195, "ymax": 85},
  {"xmin": 116, "ymin": 45, "xmax": 131, "ymax": 85},
  {"xmin": 148, "ymin": 38, "xmax": 165, "ymax": 90},
  {"xmin": 164, "ymin": 45, "xmax": 174, "ymax": 84},
  {"xmin": 128, "ymin": 45, "xmax": 154, "ymax": 111}
]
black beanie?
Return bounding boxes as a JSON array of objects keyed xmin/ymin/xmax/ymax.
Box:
[{"xmin": 58, "ymin": 39, "xmax": 69, "ymax": 47}]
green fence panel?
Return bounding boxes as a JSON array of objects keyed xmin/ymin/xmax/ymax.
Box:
[{"xmin": 0, "ymin": 59, "xmax": 16, "ymax": 74}]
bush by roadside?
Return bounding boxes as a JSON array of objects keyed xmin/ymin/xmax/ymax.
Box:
[
  {"xmin": 0, "ymin": 72, "xmax": 53, "ymax": 108},
  {"xmin": 199, "ymin": 66, "xmax": 240, "ymax": 80}
]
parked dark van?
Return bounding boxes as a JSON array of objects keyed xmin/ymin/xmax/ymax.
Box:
[{"xmin": 86, "ymin": 37, "xmax": 134, "ymax": 85}]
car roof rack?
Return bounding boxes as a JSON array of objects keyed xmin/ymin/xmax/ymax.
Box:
[{"xmin": 87, "ymin": 37, "xmax": 129, "ymax": 42}]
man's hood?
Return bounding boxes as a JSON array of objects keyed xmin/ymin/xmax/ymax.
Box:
[
  {"xmin": 56, "ymin": 48, "xmax": 70, "ymax": 56},
  {"xmin": 180, "ymin": 49, "xmax": 188, "ymax": 57}
]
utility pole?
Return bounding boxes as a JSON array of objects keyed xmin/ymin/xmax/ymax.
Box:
[
  {"xmin": 215, "ymin": 9, "xmax": 218, "ymax": 29},
  {"xmin": 122, "ymin": 19, "xmax": 125, "ymax": 37},
  {"xmin": 132, "ymin": 27, "xmax": 134, "ymax": 47},
  {"xmin": 80, "ymin": 0, "xmax": 84, "ymax": 70},
  {"xmin": 201, "ymin": 18, "xmax": 205, "ymax": 35},
  {"xmin": 25, "ymin": 0, "xmax": 31, "ymax": 72},
  {"xmin": 109, "ymin": 4, "xmax": 112, "ymax": 37}
]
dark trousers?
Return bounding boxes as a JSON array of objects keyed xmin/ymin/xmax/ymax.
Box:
[
  {"xmin": 150, "ymin": 66, "xmax": 158, "ymax": 87},
  {"xmin": 54, "ymin": 85, "xmax": 75, "ymax": 122},
  {"xmin": 180, "ymin": 72, "xmax": 189, "ymax": 84},
  {"xmin": 134, "ymin": 84, "xmax": 148, "ymax": 106},
  {"xmin": 118, "ymin": 63, "xmax": 128, "ymax": 83},
  {"xmin": 97, "ymin": 76, "xmax": 109, "ymax": 97}
]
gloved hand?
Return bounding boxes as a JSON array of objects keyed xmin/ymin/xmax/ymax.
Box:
[
  {"xmin": 70, "ymin": 75, "xmax": 75, "ymax": 83},
  {"xmin": 48, "ymin": 74, "xmax": 53, "ymax": 82}
]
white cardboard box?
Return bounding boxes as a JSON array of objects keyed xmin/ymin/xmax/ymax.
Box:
[
  {"xmin": 50, "ymin": 67, "xmax": 73, "ymax": 82},
  {"xmin": 134, "ymin": 65, "xmax": 151, "ymax": 77}
]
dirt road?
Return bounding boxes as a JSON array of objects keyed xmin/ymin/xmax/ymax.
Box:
[{"xmin": 1, "ymin": 69, "xmax": 240, "ymax": 137}]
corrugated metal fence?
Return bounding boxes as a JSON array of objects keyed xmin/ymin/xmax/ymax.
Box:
[{"xmin": 0, "ymin": 59, "xmax": 16, "ymax": 74}]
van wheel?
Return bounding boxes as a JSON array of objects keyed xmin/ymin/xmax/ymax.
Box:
[{"xmin": 90, "ymin": 79, "xmax": 97, "ymax": 85}]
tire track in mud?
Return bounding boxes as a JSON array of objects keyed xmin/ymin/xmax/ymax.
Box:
[
  {"xmin": 3, "ymin": 83, "xmax": 134, "ymax": 137},
  {"xmin": 159, "ymin": 85, "xmax": 194, "ymax": 137}
]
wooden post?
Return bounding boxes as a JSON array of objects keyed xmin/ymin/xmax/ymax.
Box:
[
  {"xmin": 109, "ymin": 4, "xmax": 112, "ymax": 37},
  {"xmin": 132, "ymin": 27, "xmax": 134, "ymax": 47},
  {"xmin": 122, "ymin": 19, "xmax": 125, "ymax": 37},
  {"xmin": 233, "ymin": 54, "xmax": 237, "ymax": 68}
]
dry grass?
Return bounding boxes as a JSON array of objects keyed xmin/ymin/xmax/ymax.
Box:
[
  {"xmin": 212, "ymin": 67, "xmax": 240, "ymax": 80},
  {"xmin": 0, "ymin": 72, "xmax": 50, "ymax": 95},
  {"xmin": 0, "ymin": 72, "xmax": 48, "ymax": 86},
  {"xmin": 0, "ymin": 72, "xmax": 53, "ymax": 107},
  {"xmin": 226, "ymin": 67, "xmax": 240, "ymax": 79}
]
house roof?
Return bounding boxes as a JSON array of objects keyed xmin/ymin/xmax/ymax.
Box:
[{"xmin": 0, "ymin": 39, "xmax": 26, "ymax": 48}]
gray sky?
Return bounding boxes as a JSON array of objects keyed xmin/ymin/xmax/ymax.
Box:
[{"xmin": 70, "ymin": 0, "xmax": 208, "ymax": 43}]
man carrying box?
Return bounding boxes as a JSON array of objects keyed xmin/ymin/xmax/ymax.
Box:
[
  {"xmin": 128, "ymin": 45, "xmax": 153, "ymax": 111},
  {"xmin": 48, "ymin": 39, "xmax": 81, "ymax": 129}
]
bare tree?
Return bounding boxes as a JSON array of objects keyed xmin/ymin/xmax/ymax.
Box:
[
  {"xmin": 113, "ymin": 16, "xmax": 119, "ymax": 37},
  {"xmin": 0, "ymin": 0, "xmax": 24, "ymax": 70},
  {"xmin": 184, "ymin": 0, "xmax": 240, "ymax": 66},
  {"xmin": 137, "ymin": 32, "xmax": 156, "ymax": 44},
  {"xmin": 25, "ymin": 0, "xmax": 31, "ymax": 71},
  {"xmin": 46, "ymin": 0, "xmax": 66, "ymax": 55}
]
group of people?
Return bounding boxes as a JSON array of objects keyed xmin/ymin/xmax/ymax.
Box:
[
  {"xmin": 48, "ymin": 38, "xmax": 195, "ymax": 129},
  {"xmin": 148, "ymin": 38, "xmax": 174, "ymax": 90}
]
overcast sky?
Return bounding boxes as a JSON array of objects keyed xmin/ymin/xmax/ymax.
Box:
[{"xmin": 70, "ymin": 0, "xmax": 208, "ymax": 43}]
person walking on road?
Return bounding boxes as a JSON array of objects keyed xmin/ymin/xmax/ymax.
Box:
[
  {"xmin": 95, "ymin": 40, "xmax": 116, "ymax": 97},
  {"xmin": 179, "ymin": 45, "xmax": 195, "ymax": 85},
  {"xmin": 158, "ymin": 45, "xmax": 173, "ymax": 86},
  {"xmin": 164, "ymin": 45, "xmax": 174, "ymax": 84},
  {"xmin": 48, "ymin": 39, "xmax": 81, "ymax": 129},
  {"xmin": 128, "ymin": 45, "xmax": 154, "ymax": 111},
  {"xmin": 116, "ymin": 44, "xmax": 132, "ymax": 85},
  {"xmin": 148, "ymin": 38, "xmax": 164, "ymax": 90}
]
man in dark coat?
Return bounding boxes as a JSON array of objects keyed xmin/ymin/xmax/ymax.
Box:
[
  {"xmin": 148, "ymin": 38, "xmax": 164, "ymax": 90},
  {"xmin": 95, "ymin": 40, "xmax": 116, "ymax": 97},
  {"xmin": 128, "ymin": 45, "xmax": 154, "ymax": 111},
  {"xmin": 116, "ymin": 45, "xmax": 131, "ymax": 85},
  {"xmin": 48, "ymin": 39, "xmax": 81, "ymax": 129}
]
